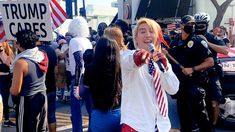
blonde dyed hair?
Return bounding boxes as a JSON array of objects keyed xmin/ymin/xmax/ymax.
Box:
[
  {"xmin": 104, "ymin": 27, "xmax": 127, "ymax": 51},
  {"xmin": 0, "ymin": 41, "xmax": 14, "ymax": 58},
  {"xmin": 133, "ymin": 17, "xmax": 162, "ymax": 52}
]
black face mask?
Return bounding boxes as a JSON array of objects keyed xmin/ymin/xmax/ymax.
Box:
[
  {"xmin": 183, "ymin": 25, "xmax": 194, "ymax": 34},
  {"xmin": 195, "ymin": 23, "xmax": 208, "ymax": 35},
  {"xmin": 195, "ymin": 29, "xmax": 207, "ymax": 35}
]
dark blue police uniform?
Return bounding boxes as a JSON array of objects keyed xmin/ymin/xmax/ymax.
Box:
[
  {"xmin": 204, "ymin": 33, "xmax": 225, "ymax": 103},
  {"xmin": 169, "ymin": 33, "xmax": 213, "ymax": 132}
]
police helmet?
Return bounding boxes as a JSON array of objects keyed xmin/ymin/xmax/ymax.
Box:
[
  {"xmin": 194, "ymin": 12, "xmax": 210, "ymax": 23},
  {"xmin": 181, "ymin": 15, "xmax": 195, "ymax": 25}
]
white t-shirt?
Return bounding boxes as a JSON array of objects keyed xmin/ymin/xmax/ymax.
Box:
[
  {"xmin": 120, "ymin": 50, "xmax": 179, "ymax": 132},
  {"xmin": 69, "ymin": 37, "xmax": 92, "ymax": 76},
  {"xmin": 61, "ymin": 44, "xmax": 70, "ymax": 72}
]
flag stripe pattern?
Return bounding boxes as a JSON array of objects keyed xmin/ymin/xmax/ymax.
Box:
[
  {"xmin": 167, "ymin": 23, "xmax": 180, "ymax": 31},
  {"xmin": 49, "ymin": 0, "xmax": 68, "ymax": 29},
  {"xmin": 167, "ymin": 23, "xmax": 176, "ymax": 31},
  {"xmin": 149, "ymin": 60, "xmax": 167, "ymax": 117},
  {"xmin": 218, "ymin": 48, "xmax": 235, "ymax": 58},
  {"xmin": 0, "ymin": 31, "xmax": 6, "ymax": 42}
]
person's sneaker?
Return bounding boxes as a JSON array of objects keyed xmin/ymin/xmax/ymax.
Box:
[{"xmin": 3, "ymin": 120, "xmax": 16, "ymax": 127}]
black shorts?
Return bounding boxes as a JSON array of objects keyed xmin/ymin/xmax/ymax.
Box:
[{"xmin": 206, "ymin": 75, "xmax": 223, "ymax": 102}]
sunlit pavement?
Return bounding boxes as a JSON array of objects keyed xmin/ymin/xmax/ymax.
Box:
[
  {"xmin": 2, "ymin": 100, "xmax": 234, "ymax": 132},
  {"xmin": 2, "ymin": 100, "xmax": 89, "ymax": 132}
]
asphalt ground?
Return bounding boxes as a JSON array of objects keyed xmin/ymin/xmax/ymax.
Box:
[
  {"xmin": 2, "ymin": 98, "xmax": 89, "ymax": 132},
  {"xmin": 2, "ymin": 97, "xmax": 234, "ymax": 132}
]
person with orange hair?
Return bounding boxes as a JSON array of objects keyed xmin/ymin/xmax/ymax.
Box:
[
  {"xmin": 120, "ymin": 17, "xmax": 179, "ymax": 132},
  {"xmin": 0, "ymin": 41, "xmax": 15, "ymax": 127},
  {"xmin": 104, "ymin": 26, "xmax": 127, "ymax": 52}
]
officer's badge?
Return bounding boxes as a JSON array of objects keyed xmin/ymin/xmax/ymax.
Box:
[
  {"xmin": 187, "ymin": 41, "xmax": 194, "ymax": 48},
  {"xmin": 201, "ymin": 40, "xmax": 208, "ymax": 48}
]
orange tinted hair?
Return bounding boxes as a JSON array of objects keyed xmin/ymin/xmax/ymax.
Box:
[
  {"xmin": 0, "ymin": 41, "xmax": 14, "ymax": 58},
  {"xmin": 104, "ymin": 27, "xmax": 127, "ymax": 51}
]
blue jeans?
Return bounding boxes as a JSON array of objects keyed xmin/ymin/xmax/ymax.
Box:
[
  {"xmin": 89, "ymin": 108, "xmax": 121, "ymax": 132},
  {"xmin": 70, "ymin": 77, "xmax": 92, "ymax": 132}
]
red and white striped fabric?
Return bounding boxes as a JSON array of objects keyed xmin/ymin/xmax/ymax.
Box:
[
  {"xmin": 0, "ymin": 20, "xmax": 6, "ymax": 42},
  {"xmin": 49, "ymin": 0, "xmax": 68, "ymax": 29},
  {"xmin": 149, "ymin": 60, "xmax": 167, "ymax": 117},
  {"xmin": 218, "ymin": 48, "xmax": 235, "ymax": 58},
  {"xmin": 0, "ymin": 30, "xmax": 6, "ymax": 43},
  {"xmin": 167, "ymin": 23, "xmax": 176, "ymax": 31}
]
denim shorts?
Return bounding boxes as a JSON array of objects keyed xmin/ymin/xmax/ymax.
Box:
[
  {"xmin": 47, "ymin": 92, "xmax": 56, "ymax": 123},
  {"xmin": 168, "ymin": 94, "xmax": 181, "ymax": 129},
  {"xmin": 89, "ymin": 108, "xmax": 121, "ymax": 132}
]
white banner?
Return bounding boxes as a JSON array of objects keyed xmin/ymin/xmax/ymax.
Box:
[{"xmin": 0, "ymin": 0, "xmax": 53, "ymax": 41}]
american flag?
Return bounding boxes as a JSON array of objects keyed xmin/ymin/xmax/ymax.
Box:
[
  {"xmin": 49, "ymin": 0, "xmax": 67, "ymax": 29},
  {"xmin": 0, "ymin": 30, "xmax": 6, "ymax": 43},
  {"xmin": 218, "ymin": 48, "xmax": 235, "ymax": 58},
  {"xmin": 167, "ymin": 23, "xmax": 180, "ymax": 31},
  {"xmin": 0, "ymin": 19, "xmax": 6, "ymax": 42},
  {"xmin": 167, "ymin": 23, "xmax": 176, "ymax": 31},
  {"xmin": 149, "ymin": 60, "xmax": 167, "ymax": 117},
  {"xmin": 0, "ymin": 0, "xmax": 67, "ymax": 42}
]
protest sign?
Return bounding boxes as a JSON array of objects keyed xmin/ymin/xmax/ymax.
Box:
[{"xmin": 0, "ymin": 0, "xmax": 53, "ymax": 41}]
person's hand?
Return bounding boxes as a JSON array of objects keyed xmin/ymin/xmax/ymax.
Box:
[
  {"xmin": 182, "ymin": 67, "xmax": 193, "ymax": 76},
  {"xmin": 153, "ymin": 52, "xmax": 168, "ymax": 69},
  {"xmin": 157, "ymin": 52, "xmax": 168, "ymax": 69},
  {"xmin": 133, "ymin": 49, "xmax": 150, "ymax": 66},
  {"xmin": 73, "ymin": 86, "xmax": 82, "ymax": 100}
]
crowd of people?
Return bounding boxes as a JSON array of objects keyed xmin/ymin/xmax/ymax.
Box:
[{"xmin": 0, "ymin": 11, "xmax": 232, "ymax": 132}]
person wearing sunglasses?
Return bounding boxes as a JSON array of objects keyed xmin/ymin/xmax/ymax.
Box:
[{"xmin": 194, "ymin": 12, "xmax": 228, "ymax": 130}]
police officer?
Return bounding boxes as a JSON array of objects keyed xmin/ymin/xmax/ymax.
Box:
[
  {"xmin": 169, "ymin": 15, "xmax": 214, "ymax": 132},
  {"xmin": 194, "ymin": 12, "xmax": 228, "ymax": 128}
]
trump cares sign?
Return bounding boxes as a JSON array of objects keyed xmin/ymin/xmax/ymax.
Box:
[{"xmin": 0, "ymin": 0, "xmax": 53, "ymax": 41}]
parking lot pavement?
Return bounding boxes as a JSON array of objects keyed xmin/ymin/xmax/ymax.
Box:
[
  {"xmin": 2, "ymin": 100, "xmax": 88, "ymax": 132},
  {"xmin": 2, "ymin": 100, "xmax": 234, "ymax": 132}
]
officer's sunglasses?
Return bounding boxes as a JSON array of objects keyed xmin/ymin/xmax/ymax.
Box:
[{"xmin": 195, "ymin": 22, "xmax": 207, "ymax": 29}]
